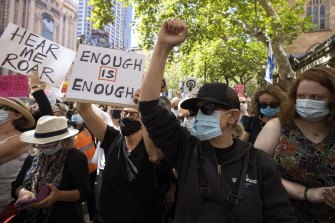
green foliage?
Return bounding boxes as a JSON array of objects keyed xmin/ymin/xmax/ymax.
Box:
[
  {"xmin": 88, "ymin": 0, "xmax": 115, "ymax": 30},
  {"xmin": 118, "ymin": 0, "xmax": 309, "ymax": 92}
]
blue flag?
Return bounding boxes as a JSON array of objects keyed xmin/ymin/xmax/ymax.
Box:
[{"xmin": 264, "ymin": 42, "xmax": 275, "ymax": 84}]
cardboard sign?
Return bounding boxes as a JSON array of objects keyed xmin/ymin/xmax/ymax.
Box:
[
  {"xmin": 184, "ymin": 77, "xmax": 198, "ymax": 94},
  {"xmin": 0, "ymin": 23, "xmax": 76, "ymax": 86},
  {"xmin": 0, "ymin": 75, "xmax": 29, "ymax": 97},
  {"xmin": 234, "ymin": 84, "xmax": 245, "ymax": 97},
  {"xmin": 65, "ymin": 45, "xmax": 145, "ymax": 107}
]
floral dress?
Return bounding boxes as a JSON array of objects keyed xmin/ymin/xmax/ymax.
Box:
[{"xmin": 275, "ymin": 124, "xmax": 335, "ymax": 223}]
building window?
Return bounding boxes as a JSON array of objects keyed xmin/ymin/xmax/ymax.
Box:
[
  {"xmin": 306, "ymin": 0, "xmax": 329, "ymax": 30},
  {"xmin": 41, "ymin": 13, "xmax": 54, "ymax": 41}
]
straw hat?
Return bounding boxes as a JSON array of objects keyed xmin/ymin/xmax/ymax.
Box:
[
  {"xmin": 20, "ymin": 116, "xmax": 78, "ymax": 144},
  {"xmin": 0, "ymin": 97, "xmax": 35, "ymax": 128}
]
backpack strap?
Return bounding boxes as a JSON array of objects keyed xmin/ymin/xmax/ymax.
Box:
[
  {"xmin": 226, "ymin": 147, "xmax": 249, "ymax": 206},
  {"xmin": 197, "ymin": 141, "xmax": 250, "ymax": 207}
]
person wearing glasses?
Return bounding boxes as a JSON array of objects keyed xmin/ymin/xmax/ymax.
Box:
[
  {"xmin": 254, "ymin": 67, "xmax": 335, "ymax": 222},
  {"xmin": 138, "ymin": 18, "xmax": 296, "ymax": 223},
  {"xmin": 76, "ymin": 103, "xmax": 162, "ymax": 223},
  {"xmin": 239, "ymin": 85, "xmax": 286, "ymax": 144}
]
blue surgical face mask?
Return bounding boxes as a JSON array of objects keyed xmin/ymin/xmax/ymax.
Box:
[
  {"xmin": 191, "ymin": 111, "xmax": 223, "ymax": 141},
  {"xmin": 0, "ymin": 110, "xmax": 9, "ymax": 124},
  {"xmin": 296, "ymin": 99, "xmax": 330, "ymax": 122},
  {"xmin": 40, "ymin": 141, "xmax": 62, "ymax": 155},
  {"xmin": 71, "ymin": 114, "xmax": 84, "ymax": 125},
  {"xmin": 260, "ymin": 106, "xmax": 279, "ymax": 117}
]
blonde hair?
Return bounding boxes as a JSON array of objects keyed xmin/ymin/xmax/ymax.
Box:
[{"xmin": 232, "ymin": 122, "xmax": 244, "ymax": 138}]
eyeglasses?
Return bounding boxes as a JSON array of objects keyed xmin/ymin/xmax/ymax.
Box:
[
  {"xmin": 191, "ymin": 103, "xmax": 226, "ymax": 116},
  {"xmin": 259, "ymin": 103, "xmax": 279, "ymax": 109},
  {"xmin": 173, "ymin": 106, "xmax": 178, "ymax": 111},
  {"xmin": 121, "ymin": 110, "xmax": 140, "ymax": 119}
]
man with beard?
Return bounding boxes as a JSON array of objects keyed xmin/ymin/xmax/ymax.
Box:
[{"xmin": 76, "ymin": 103, "xmax": 161, "ymax": 223}]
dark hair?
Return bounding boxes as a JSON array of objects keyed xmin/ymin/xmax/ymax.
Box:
[
  {"xmin": 249, "ymin": 85, "xmax": 287, "ymax": 116},
  {"xmin": 280, "ymin": 67, "xmax": 335, "ymax": 128}
]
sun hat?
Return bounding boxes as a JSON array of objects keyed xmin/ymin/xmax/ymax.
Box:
[
  {"xmin": 0, "ymin": 97, "xmax": 35, "ymax": 128},
  {"xmin": 20, "ymin": 116, "xmax": 78, "ymax": 144},
  {"xmin": 180, "ymin": 83, "xmax": 240, "ymax": 111}
]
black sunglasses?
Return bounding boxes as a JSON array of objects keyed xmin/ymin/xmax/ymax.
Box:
[
  {"xmin": 191, "ymin": 103, "xmax": 226, "ymax": 116},
  {"xmin": 259, "ymin": 103, "xmax": 279, "ymax": 109}
]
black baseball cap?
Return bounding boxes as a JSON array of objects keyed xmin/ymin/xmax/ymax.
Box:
[{"xmin": 180, "ymin": 83, "xmax": 240, "ymax": 111}]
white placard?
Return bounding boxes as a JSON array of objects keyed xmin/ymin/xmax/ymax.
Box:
[
  {"xmin": 184, "ymin": 77, "xmax": 198, "ymax": 94},
  {"xmin": 65, "ymin": 44, "xmax": 145, "ymax": 107},
  {"xmin": 0, "ymin": 23, "xmax": 76, "ymax": 87}
]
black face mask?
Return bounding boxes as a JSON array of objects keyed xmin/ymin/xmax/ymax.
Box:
[{"xmin": 119, "ymin": 117, "xmax": 141, "ymax": 136}]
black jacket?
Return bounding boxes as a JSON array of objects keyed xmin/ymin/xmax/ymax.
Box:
[{"xmin": 139, "ymin": 100, "xmax": 296, "ymax": 223}]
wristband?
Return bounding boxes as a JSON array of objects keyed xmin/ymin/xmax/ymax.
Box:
[
  {"xmin": 32, "ymin": 85, "xmax": 39, "ymax": 89},
  {"xmin": 304, "ymin": 187, "xmax": 310, "ymax": 202}
]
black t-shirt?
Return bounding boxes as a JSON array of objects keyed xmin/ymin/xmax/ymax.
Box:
[
  {"xmin": 99, "ymin": 125, "xmax": 158, "ymax": 223},
  {"xmin": 240, "ymin": 116, "xmax": 265, "ymax": 144}
]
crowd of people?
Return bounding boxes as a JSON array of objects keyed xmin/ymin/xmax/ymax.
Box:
[{"xmin": 0, "ymin": 18, "xmax": 334, "ymax": 223}]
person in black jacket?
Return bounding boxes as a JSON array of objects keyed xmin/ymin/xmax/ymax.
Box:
[
  {"xmin": 11, "ymin": 116, "xmax": 89, "ymax": 223},
  {"xmin": 138, "ymin": 18, "xmax": 296, "ymax": 223}
]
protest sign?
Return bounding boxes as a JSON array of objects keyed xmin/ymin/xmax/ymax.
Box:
[
  {"xmin": 0, "ymin": 75, "xmax": 29, "ymax": 97},
  {"xmin": 65, "ymin": 44, "xmax": 145, "ymax": 107},
  {"xmin": 234, "ymin": 84, "xmax": 245, "ymax": 97},
  {"xmin": 0, "ymin": 23, "xmax": 76, "ymax": 86},
  {"xmin": 184, "ymin": 77, "xmax": 198, "ymax": 95}
]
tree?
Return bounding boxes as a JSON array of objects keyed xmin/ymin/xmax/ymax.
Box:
[
  {"xmin": 88, "ymin": 0, "xmax": 115, "ymax": 30},
  {"xmin": 119, "ymin": 0, "xmax": 310, "ymax": 89}
]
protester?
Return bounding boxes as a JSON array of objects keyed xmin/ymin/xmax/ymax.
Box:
[
  {"xmin": 240, "ymin": 85, "xmax": 286, "ymax": 144},
  {"xmin": 11, "ymin": 115, "xmax": 89, "ymax": 223},
  {"xmin": 76, "ymin": 102, "xmax": 162, "ymax": 223},
  {"xmin": 254, "ymin": 67, "xmax": 335, "ymax": 222},
  {"xmin": 72, "ymin": 113, "xmax": 97, "ymax": 222},
  {"xmin": 138, "ymin": 18, "xmax": 296, "ymax": 223},
  {"xmin": 239, "ymin": 96, "xmax": 249, "ymax": 118},
  {"xmin": 0, "ymin": 97, "xmax": 35, "ymax": 212}
]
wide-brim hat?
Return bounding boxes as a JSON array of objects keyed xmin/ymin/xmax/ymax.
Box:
[
  {"xmin": 180, "ymin": 83, "xmax": 240, "ymax": 111},
  {"xmin": 0, "ymin": 97, "xmax": 35, "ymax": 128},
  {"xmin": 20, "ymin": 116, "xmax": 78, "ymax": 144}
]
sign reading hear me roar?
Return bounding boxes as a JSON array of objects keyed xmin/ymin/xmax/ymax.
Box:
[
  {"xmin": 0, "ymin": 23, "xmax": 76, "ymax": 86},
  {"xmin": 65, "ymin": 44, "xmax": 145, "ymax": 107}
]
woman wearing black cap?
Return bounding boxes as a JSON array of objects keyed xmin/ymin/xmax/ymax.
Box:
[{"xmin": 138, "ymin": 18, "xmax": 296, "ymax": 223}]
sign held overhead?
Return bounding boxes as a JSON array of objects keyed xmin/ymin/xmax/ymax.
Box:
[
  {"xmin": 0, "ymin": 23, "xmax": 76, "ymax": 86},
  {"xmin": 65, "ymin": 44, "xmax": 146, "ymax": 107}
]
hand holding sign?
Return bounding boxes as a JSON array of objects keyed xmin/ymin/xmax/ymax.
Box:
[{"xmin": 0, "ymin": 23, "xmax": 76, "ymax": 86}]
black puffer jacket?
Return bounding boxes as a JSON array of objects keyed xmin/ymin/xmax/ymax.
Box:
[{"xmin": 139, "ymin": 100, "xmax": 296, "ymax": 223}]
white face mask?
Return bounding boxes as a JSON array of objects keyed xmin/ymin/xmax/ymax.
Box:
[
  {"xmin": 0, "ymin": 110, "xmax": 9, "ymax": 124},
  {"xmin": 296, "ymin": 99, "xmax": 330, "ymax": 122},
  {"xmin": 171, "ymin": 108, "xmax": 179, "ymax": 117},
  {"xmin": 181, "ymin": 116, "xmax": 195, "ymax": 132},
  {"xmin": 240, "ymin": 103, "xmax": 248, "ymax": 112},
  {"xmin": 40, "ymin": 141, "xmax": 62, "ymax": 155}
]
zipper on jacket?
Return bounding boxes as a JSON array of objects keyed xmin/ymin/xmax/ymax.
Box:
[
  {"xmin": 217, "ymin": 164, "xmax": 222, "ymax": 175},
  {"xmin": 213, "ymin": 150, "xmax": 222, "ymax": 176}
]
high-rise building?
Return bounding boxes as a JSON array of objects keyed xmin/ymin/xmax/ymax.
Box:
[
  {"xmin": 76, "ymin": 0, "xmax": 132, "ymax": 50},
  {"xmin": 0, "ymin": 0, "xmax": 77, "ymax": 76}
]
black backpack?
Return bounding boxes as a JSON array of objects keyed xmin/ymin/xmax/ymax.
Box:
[{"xmin": 193, "ymin": 143, "xmax": 250, "ymax": 223}]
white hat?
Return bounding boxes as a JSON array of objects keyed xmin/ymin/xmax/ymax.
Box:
[
  {"xmin": 20, "ymin": 116, "xmax": 78, "ymax": 144},
  {"xmin": 0, "ymin": 97, "xmax": 35, "ymax": 128}
]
